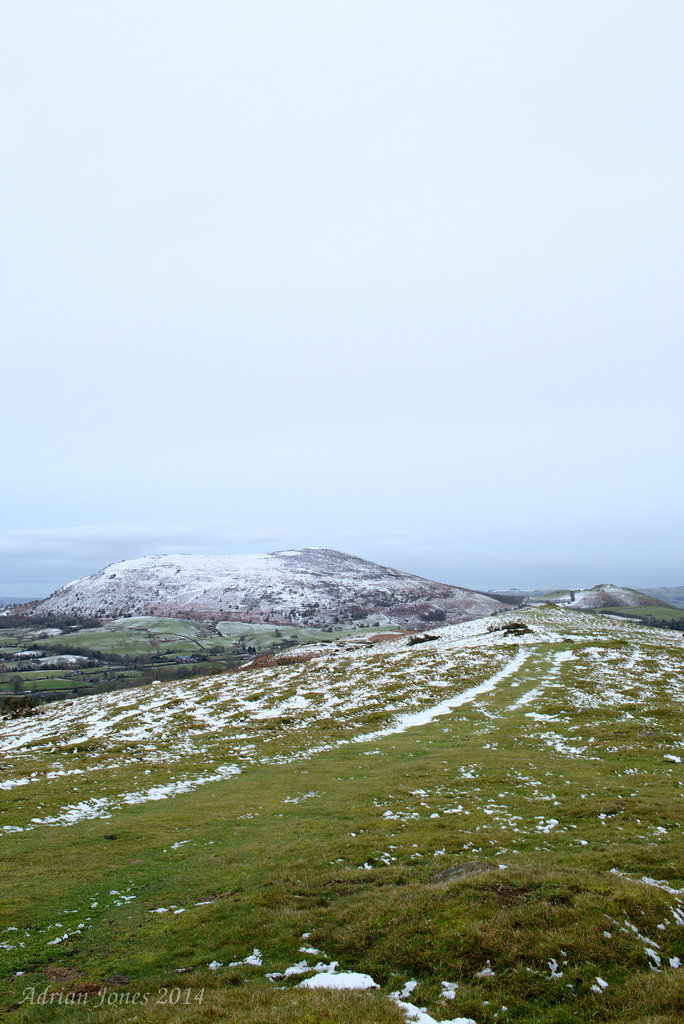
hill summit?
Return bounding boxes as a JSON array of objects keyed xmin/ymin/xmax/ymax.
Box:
[
  {"xmin": 21, "ymin": 548, "xmax": 507, "ymax": 626},
  {"xmin": 535, "ymin": 583, "xmax": 672, "ymax": 610}
]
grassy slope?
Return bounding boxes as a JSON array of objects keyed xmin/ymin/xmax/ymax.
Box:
[{"xmin": 0, "ymin": 608, "xmax": 682, "ymax": 1024}]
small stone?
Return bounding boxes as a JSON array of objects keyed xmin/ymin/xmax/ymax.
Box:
[{"xmin": 428, "ymin": 861, "xmax": 496, "ymax": 884}]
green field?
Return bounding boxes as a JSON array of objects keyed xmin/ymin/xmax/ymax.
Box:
[
  {"xmin": 0, "ymin": 607, "xmax": 682, "ymax": 1023},
  {"xmin": 0, "ymin": 618, "xmax": 387, "ymax": 703},
  {"xmin": 599, "ymin": 606, "xmax": 684, "ymax": 623},
  {"xmin": 0, "ymin": 675, "xmax": 75, "ymax": 692},
  {"xmin": 33, "ymin": 618, "xmax": 383, "ymax": 658}
]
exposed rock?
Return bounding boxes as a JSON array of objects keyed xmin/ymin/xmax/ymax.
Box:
[
  {"xmin": 487, "ymin": 621, "xmax": 534, "ymax": 636},
  {"xmin": 406, "ymin": 633, "xmax": 440, "ymax": 646},
  {"xmin": 428, "ymin": 861, "xmax": 497, "ymax": 884}
]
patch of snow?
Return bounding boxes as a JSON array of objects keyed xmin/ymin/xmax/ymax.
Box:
[
  {"xmin": 391, "ymin": 994, "xmax": 476, "ymax": 1024},
  {"xmin": 230, "ymin": 948, "xmax": 262, "ymax": 967},
  {"xmin": 299, "ymin": 971, "xmax": 378, "ymax": 990},
  {"xmin": 0, "ymin": 778, "xmax": 31, "ymax": 791},
  {"xmin": 398, "ymin": 980, "xmax": 418, "ymax": 998},
  {"xmin": 548, "ymin": 958, "xmax": 563, "ymax": 979},
  {"xmin": 283, "ymin": 960, "xmax": 311, "ymax": 977}
]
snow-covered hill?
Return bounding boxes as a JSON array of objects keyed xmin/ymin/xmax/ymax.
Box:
[
  {"xmin": 21, "ymin": 548, "xmax": 506, "ymax": 626},
  {"xmin": 535, "ymin": 584, "xmax": 671, "ymax": 610}
]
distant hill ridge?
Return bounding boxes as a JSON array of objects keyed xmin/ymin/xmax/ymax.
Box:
[
  {"xmin": 641, "ymin": 586, "xmax": 684, "ymax": 610},
  {"xmin": 530, "ymin": 583, "xmax": 673, "ymax": 610},
  {"xmin": 17, "ymin": 548, "xmax": 507, "ymax": 627}
]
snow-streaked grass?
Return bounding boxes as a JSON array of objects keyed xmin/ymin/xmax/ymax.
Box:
[{"xmin": 1, "ymin": 607, "xmax": 682, "ymax": 1024}]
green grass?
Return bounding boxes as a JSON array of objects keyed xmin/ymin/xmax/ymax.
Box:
[
  {"xmin": 0, "ymin": 607, "xmax": 682, "ymax": 1023},
  {"xmin": 215, "ymin": 621, "xmax": 382, "ymax": 649},
  {"xmin": 599, "ymin": 606, "xmax": 684, "ymax": 622},
  {"xmin": 2, "ymin": 616, "xmax": 397, "ymax": 662},
  {"xmin": 4, "ymin": 676, "xmax": 76, "ymax": 691}
]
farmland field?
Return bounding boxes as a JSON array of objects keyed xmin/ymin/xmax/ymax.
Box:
[
  {"xmin": 0, "ymin": 618, "xmax": 387, "ymax": 699},
  {"xmin": 598, "ymin": 606, "xmax": 684, "ymax": 623}
]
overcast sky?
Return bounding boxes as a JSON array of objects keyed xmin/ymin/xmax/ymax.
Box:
[{"xmin": 1, "ymin": 0, "xmax": 683, "ymax": 598}]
